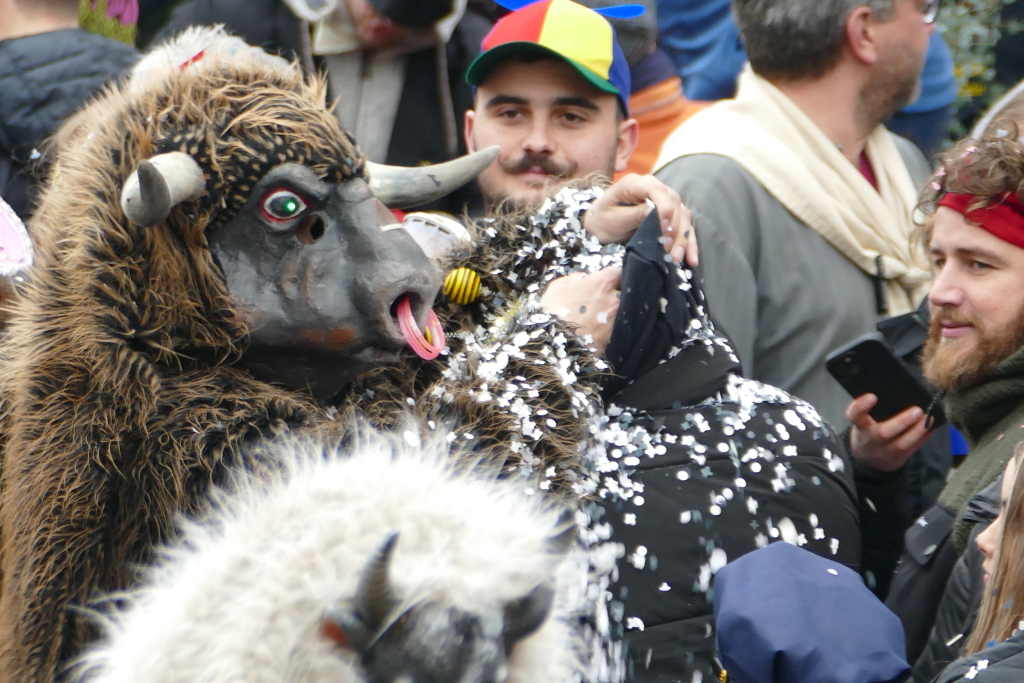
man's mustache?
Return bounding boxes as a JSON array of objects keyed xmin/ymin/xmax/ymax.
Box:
[
  {"xmin": 501, "ymin": 153, "xmax": 577, "ymax": 178},
  {"xmin": 930, "ymin": 307, "xmax": 974, "ymax": 327}
]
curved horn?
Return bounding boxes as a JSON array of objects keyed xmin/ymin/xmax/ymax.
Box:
[
  {"xmin": 120, "ymin": 152, "xmax": 205, "ymax": 227},
  {"xmin": 366, "ymin": 146, "xmax": 500, "ymax": 209},
  {"xmin": 354, "ymin": 532, "xmax": 400, "ymax": 630}
]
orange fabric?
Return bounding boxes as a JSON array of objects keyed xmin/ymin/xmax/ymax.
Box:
[{"xmin": 616, "ymin": 77, "xmax": 710, "ymax": 179}]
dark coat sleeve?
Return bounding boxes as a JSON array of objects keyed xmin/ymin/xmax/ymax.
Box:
[
  {"xmin": 875, "ymin": 298, "xmax": 953, "ymax": 523},
  {"xmin": 853, "ymin": 455, "xmax": 911, "ymax": 597},
  {"xmin": 912, "ymin": 482, "xmax": 1000, "ymax": 679},
  {"xmin": 886, "ymin": 502, "xmax": 961, "ymax": 665},
  {"xmin": 887, "ymin": 478, "xmax": 998, "ymax": 667},
  {"xmin": 931, "ymin": 631, "xmax": 1024, "ymax": 682},
  {"xmin": 912, "ymin": 540, "xmax": 986, "ymax": 681},
  {"xmin": 857, "ymin": 299, "xmax": 954, "ymax": 600},
  {"xmin": 655, "ymin": 156, "xmax": 761, "ymax": 374}
]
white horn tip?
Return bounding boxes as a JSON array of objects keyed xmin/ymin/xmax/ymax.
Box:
[
  {"xmin": 120, "ymin": 152, "xmax": 205, "ymax": 227},
  {"xmin": 477, "ymin": 145, "xmax": 500, "ymax": 160},
  {"xmin": 367, "ymin": 145, "xmax": 502, "ymax": 209}
]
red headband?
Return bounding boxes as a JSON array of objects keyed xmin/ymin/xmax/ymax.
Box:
[{"xmin": 937, "ymin": 191, "xmax": 1024, "ymax": 250}]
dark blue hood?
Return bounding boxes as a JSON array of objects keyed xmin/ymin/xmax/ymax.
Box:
[{"xmin": 714, "ymin": 542, "xmax": 910, "ymax": 683}]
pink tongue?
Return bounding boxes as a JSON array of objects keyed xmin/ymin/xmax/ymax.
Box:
[{"xmin": 396, "ymin": 296, "xmax": 446, "ymax": 360}]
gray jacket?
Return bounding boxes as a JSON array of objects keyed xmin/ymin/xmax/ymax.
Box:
[{"xmin": 656, "ymin": 138, "xmax": 931, "ymax": 427}]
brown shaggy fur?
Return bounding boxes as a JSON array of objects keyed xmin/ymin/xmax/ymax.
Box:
[
  {"xmin": 0, "ymin": 60, "xmax": 357, "ymax": 682},
  {"xmin": 0, "ymin": 43, "xmax": 605, "ymax": 683}
]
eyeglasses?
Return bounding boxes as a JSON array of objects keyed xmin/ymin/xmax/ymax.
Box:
[{"xmin": 922, "ymin": 0, "xmax": 942, "ymax": 24}]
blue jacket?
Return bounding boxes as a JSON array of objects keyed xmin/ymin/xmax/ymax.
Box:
[
  {"xmin": 655, "ymin": 0, "xmax": 742, "ymax": 101},
  {"xmin": 903, "ymin": 32, "xmax": 958, "ymax": 114}
]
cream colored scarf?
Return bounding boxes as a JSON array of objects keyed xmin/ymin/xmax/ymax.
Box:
[{"xmin": 654, "ymin": 67, "xmax": 929, "ymax": 316}]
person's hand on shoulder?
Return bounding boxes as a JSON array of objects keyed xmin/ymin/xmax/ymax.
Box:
[
  {"xmin": 582, "ymin": 174, "xmax": 698, "ymax": 266},
  {"xmin": 846, "ymin": 394, "xmax": 935, "ymax": 472},
  {"xmin": 539, "ymin": 266, "xmax": 622, "ymax": 355}
]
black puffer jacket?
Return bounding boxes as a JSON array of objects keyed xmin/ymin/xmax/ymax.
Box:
[
  {"xmin": 912, "ymin": 482, "xmax": 1001, "ymax": 681},
  {"xmin": 607, "ymin": 388, "xmax": 862, "ymax": 681},
  {"xmin": 932, "ymin": 630, "xmax": 1024, "ymax": 683},
  {"xmin": 0, "ymin": 29, "xmax": 138, "ymax": 219},
  {"xmin": 595, "ymin": 216, "xmax": 862, "ymax": 682}
]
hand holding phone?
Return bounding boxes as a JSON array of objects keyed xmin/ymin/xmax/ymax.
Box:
[
  {"xmin": 826, "ymin": 333, "xmax": 945, "ymax": 472},
  {"xmin": 826, "ymin": 333, "xmax": 945, "ymax": 428},
  {"xmin": 845, "ymin": 394, "xmax": 936, "ymax": 472}
]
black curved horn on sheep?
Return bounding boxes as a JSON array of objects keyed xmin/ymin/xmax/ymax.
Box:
[{"xmin": 74, "ymin": 433, "xmax": 583, "ymax": 683}]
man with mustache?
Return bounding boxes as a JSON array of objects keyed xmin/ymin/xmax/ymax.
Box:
[
  {"xmin": 463, "ymin": 0, "xmax": 695, "ymax": 352},
  {"xmin": 846, "ymin": 134, "xmax": 1024, "ymax": 664},
  {"xmin": 461, "ymin": 10, "xmax": 863, "ymax": 681}
]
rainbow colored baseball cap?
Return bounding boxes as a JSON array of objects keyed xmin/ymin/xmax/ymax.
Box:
[{"xmin": 466, "ymin": 0, "xmax": 632, "ymax": 115}]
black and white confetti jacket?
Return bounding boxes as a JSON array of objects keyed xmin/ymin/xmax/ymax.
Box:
[
  {"xmin": 557, "ymin": 188, "xmax": 862, "ymax": 683},
  {"xmin": 339, "ymin": 186, "xmax": 861, "ymax": 683}
]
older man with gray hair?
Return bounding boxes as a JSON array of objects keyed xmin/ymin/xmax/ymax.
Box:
[{"xmin": 654, "ymin": 0, "xmax": 937, "ymax": 429}]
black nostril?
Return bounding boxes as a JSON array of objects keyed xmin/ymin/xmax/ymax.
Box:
[
  {"xmin": 296, "ymin": 215, "xmax": 326, "ymax": 245},
  {"xmin": 390, "ymin": 292, "xmax": 422, "ymax": 321}
]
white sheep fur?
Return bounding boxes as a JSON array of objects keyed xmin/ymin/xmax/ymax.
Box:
[
  {"xmin": 126, "ymin": 24, "xmax": 298, "ymax": 93},
  {"xmin": 74, "ymin": 431, "xmax": 584, "ymax": 683}
]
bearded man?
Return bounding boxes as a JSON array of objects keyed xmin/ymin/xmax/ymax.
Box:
[
  {"xmin": 847, "ymin": 132, "xmax": 1024, "ymax": 663},
  {"xmin": 652, "ymin": 0, "xmax": 936, "ymax": 428}
]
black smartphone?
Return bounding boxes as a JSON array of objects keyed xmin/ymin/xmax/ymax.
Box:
[{"xmin": 825, "ymin": 333, "xmax": 946, "ymax": 428}]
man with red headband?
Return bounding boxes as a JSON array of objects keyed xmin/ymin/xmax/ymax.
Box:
[{"xmin": 848, "ymin": 133, "xmax": 1024, "ymax": 664}]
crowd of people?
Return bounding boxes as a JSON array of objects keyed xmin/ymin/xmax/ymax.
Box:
[{"xmin": 3, "ymin": 0, "xmax": 1024, "ymax": 682}]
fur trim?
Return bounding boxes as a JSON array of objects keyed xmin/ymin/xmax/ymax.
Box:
[{"xmin": 74, "ymin": 431, "xmax": 584, "ymax": 683}]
